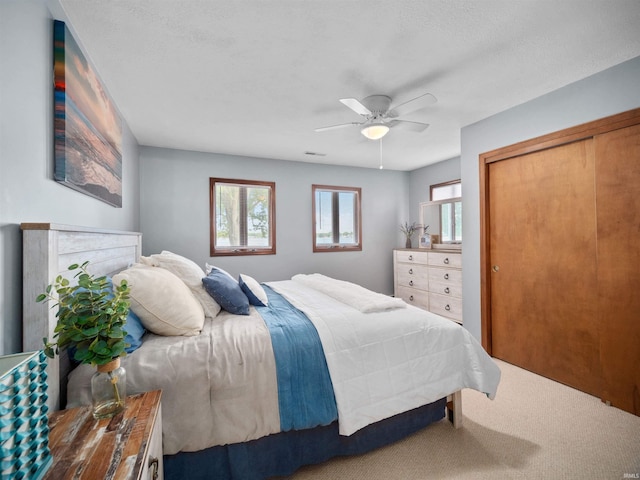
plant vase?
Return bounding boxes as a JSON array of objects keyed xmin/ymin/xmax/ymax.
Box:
[
  {"xmin": 91, "ymin": 358, "xmax": 126, "ymax": 419},
  {"xmin": 405, "ymin": 237, "xmax": 412, "ymax": 249}
]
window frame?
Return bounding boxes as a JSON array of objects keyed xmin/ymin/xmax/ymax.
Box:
[
  {"xmin": 312, "ymin": 184, "xmax": 362, "ymax": 253},
  {"xmin": 209, "ymin": 177, "xmax": 276, "ymax": 257},
  {"xmin": 429, "ymin": 179, "xmax": 462, "ymax": 244},
  {"xmin": 430, "ymin": 179, "xmax": 461, "ymax": 202}
]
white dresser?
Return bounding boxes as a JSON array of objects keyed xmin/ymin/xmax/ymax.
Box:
[{"xmin": 393, "ymin": 249, "xmax": 463, "ymax": 323}]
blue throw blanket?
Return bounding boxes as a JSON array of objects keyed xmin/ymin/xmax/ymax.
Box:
[{"xmin": 256, "ymin": 286, "xmax": 337, "ymax": 431}]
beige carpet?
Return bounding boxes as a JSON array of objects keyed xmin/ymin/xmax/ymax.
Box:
[{"xmin": 279, "ymin": 359, "xmax": 640, "ymax": 479}]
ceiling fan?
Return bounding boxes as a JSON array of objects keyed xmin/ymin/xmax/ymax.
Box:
[{"xmin": 315, "ymin": 92, "xmax": 436, "ymax": 140}]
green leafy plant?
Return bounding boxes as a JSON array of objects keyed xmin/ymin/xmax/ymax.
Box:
[{"xmin": 37, "ymin": 261, "xmax": 131, "ymax": 367}]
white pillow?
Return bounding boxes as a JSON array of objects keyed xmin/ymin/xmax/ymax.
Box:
[
  {"xmin": 142, "ymin": 251, "xmax": 221, "ymax": 318},
  {"xmin": 113, "ymin": 265, "xmax": 205, "ymax": 336},
  {"xmin": 238, "ymin": 274, "xmax": 269, "ymax": 307}
]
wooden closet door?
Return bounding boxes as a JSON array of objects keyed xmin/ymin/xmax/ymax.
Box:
[
  {"xmin": 595, "ymin": 124, "xmax": 640, "ymax": 415},
  {"xmin": 488, "ymin": 139, "xmax": 601, "ymax": 396}
]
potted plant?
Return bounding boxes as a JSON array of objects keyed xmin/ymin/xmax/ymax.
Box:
[
  {"xmin": 37, "ymin": 261, "xmax": 131, "ymax": 419},
  {"xmin": 400, "ymin": 221, "xmax": 420, "ymax": 249}
]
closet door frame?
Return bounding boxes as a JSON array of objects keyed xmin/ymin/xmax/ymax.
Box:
[{"xmin": 479, "ymin": 107, "xmax": 640, "ymax": 354}]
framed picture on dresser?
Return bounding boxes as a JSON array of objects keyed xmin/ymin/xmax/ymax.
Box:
[{"xmin": 419, "ymin": 233, "xmax": 432, "ymax": 249}]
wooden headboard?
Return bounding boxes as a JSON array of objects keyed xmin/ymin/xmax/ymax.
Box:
[{"xmin": 21, "ymin": 223, "xmax": 142, "ymax": 410}]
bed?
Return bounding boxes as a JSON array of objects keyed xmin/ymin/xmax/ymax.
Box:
[{"xmin": 21, "ymin": 223, "xmax": 500, "ymax": 480}]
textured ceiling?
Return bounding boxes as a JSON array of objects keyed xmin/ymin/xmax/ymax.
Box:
[{"xmin": 58, "ymin": 0, "xmax": 640, "ymax": 171}]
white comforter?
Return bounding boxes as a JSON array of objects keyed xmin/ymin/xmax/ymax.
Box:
[
  {"xmin": 269, "ymin": 277, "xmax": 501, "ymax": 436},
  {"xmin": 291, "ymin": 273, "xmax": 406, "ymax": 313},
  {"xmin": 66, "ymin": 275, "xmax": 500, "ymax": 454}
]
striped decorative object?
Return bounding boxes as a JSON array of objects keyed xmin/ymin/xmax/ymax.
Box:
[{"xmin": 0, "ymin": 351, "xmax": 51, "ymax": 480}]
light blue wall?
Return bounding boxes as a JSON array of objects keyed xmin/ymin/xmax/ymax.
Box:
[
  {"xmin": 409, "ymin": 156, "xmax": 460, "ymax": 222},
  {"xmin": 461, "ymin": 56, "xmax": 640, "ymax": 342},
  {"xmin": 0, "ymin": 0, "xmax": 140, "ymax": 354},
  {"xmin": 5, "ymin": 0, "xmax": 639, "ymax": 354},
  {"xmin": 139, "ymin": 147, "xmax": 410, "ymax": 295}
]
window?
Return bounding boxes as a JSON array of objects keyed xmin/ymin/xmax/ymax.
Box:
[
  {"xmin": 431, "ymin": 181, "xmax": 461, "ymax": 202},
  {"xmin": 430, "ymin": 180, "xmax": 462, "ymax": 244},
  {"xmin": 312, "ymin": 185, "xmax": 362, "ymax": 252},
  {"xmin": 210, "ymin": 178, "xmax": 275, "ymax": 256}
]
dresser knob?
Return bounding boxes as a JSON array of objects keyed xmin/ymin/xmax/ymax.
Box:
[
  {"xmin": 445, "ymin": 304, "xmax": 451, "ymax": 311},
  {"xmin": 409, "ymin": 280, "xmax": 414, "ymax": 286},
  {"xmin": 409, "ymin": 295, "xmax": 414, "ymax": 301},
  {"xmin": 408, "ymin": 255, "xmax": 413, "ymax": 260},
  {"xmin": 409, "ymin": 268, "xmax": 413, "ymax": 274},
  {"xmin": 444, "ymin": 287, "xmax": 450, "ymax": 294},
  {"xmin": 443, "ymin": 258, "xmax": 450, "ymax": 264},
  {"xmin": 444, "ymin": 273, "xmax": 449, "ymax": 280}
]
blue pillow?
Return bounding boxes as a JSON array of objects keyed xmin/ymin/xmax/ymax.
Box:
[
  {"xmin": 202, "ymin": 268, "xmax": 250, "ymax": 315},
  {"xmin": 238, "ymin": 274, "xmax": 268, "ymax": 307},
  {"xmin": 123, "ymin": 309, "xmax": 146, "ymax": 353},
  {"xmin": 103, "ymin": 277, "xmax": 146, "ymax": 353}
]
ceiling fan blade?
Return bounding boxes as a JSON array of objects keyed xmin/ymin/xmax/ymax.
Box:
[
  {"xmin": 388, "ymin": 93, "xmax": 437, "ymax": 117},
  {"xmin": 339, "ymin": 98, "xmax": 372, "ymax": 116},
  {"xmin": 315, "ymin": 122, "xmax": 362, "ymax": 132},
  {"xmin": 388, "ymin": 119, "xmax": 430, "ymax": 132}
]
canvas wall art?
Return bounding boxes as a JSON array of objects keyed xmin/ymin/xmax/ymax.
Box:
[{"xmin": 53, "ymin": 20, "xmax": 122, "ymax": 207}]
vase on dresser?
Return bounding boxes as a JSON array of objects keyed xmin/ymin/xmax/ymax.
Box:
[
  {"xmin": 36, "ymin": 261, "xmax": 132, "ymax": 420},
  {"xmin": 91, "ymin": 357, "xmax": 126, "ymax": 419}
]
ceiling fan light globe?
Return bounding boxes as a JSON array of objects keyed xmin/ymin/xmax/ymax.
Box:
[{"xmin": 361, "ymin": 124, "xmax": 389, "ymax": 140}]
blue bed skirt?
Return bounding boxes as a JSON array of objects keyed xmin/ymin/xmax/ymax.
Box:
[{"xmin": 164, "ymin": 398, "xmax": 446, "ymax": 480}]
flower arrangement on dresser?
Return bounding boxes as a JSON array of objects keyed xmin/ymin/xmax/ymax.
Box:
[
  {"xmin": 400, "ymin": 221, "xmax": 420, "ymax": 248},
  {"xmin": 37, "ymin": 261, "xmax": 131, "ymax": 419}
]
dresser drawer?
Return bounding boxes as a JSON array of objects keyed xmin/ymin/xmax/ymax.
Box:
[
  {"xmin": 396, "ymin": 264, "xmax": 429, "ymax": 290},
  {"xmin": 395, "ymin": 250, "xmax": 429, "ymax": 264},
  {"xmin": 428, "ymin": 281, "xmax": 463, "ymax": 298},
  {"xmin": 428, "ymin": 252, "xmax": 462, "ymax": 268},
  {"xmin": 429, "ymin": 293, "xmax": 462, "ymax": 321},
  {"xmin": 393, "ymin": 249, "xmax": 463, "ymax": 324},
  {"xmin": 428, "ymin": 267, "xmax": 462, "ymax": 286},
  {"xmin": 396, "ymin": 286, "xmax": 429, "ymax": 310}
]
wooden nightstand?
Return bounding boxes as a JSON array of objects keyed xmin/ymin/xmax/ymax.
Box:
[{"xmin": 45, "ymin": 390, "xmax": 163, "ymax": 480}]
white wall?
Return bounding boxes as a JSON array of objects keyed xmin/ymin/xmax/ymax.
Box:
[
  {"xmin": 461, "ymin": 55, "xmax": 640, "ymax": 341},
  {"xmin": 139, "ymin": 147, "xmax": 409, "ymax": 295},
  {"xmin": 0, "ymin": 0, "xmax": 140, "ymax": 354}
]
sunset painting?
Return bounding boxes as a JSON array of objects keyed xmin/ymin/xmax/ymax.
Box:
[{"xmin": 54, "ymin": 20, "xmax": 122, "ymax": 207}]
